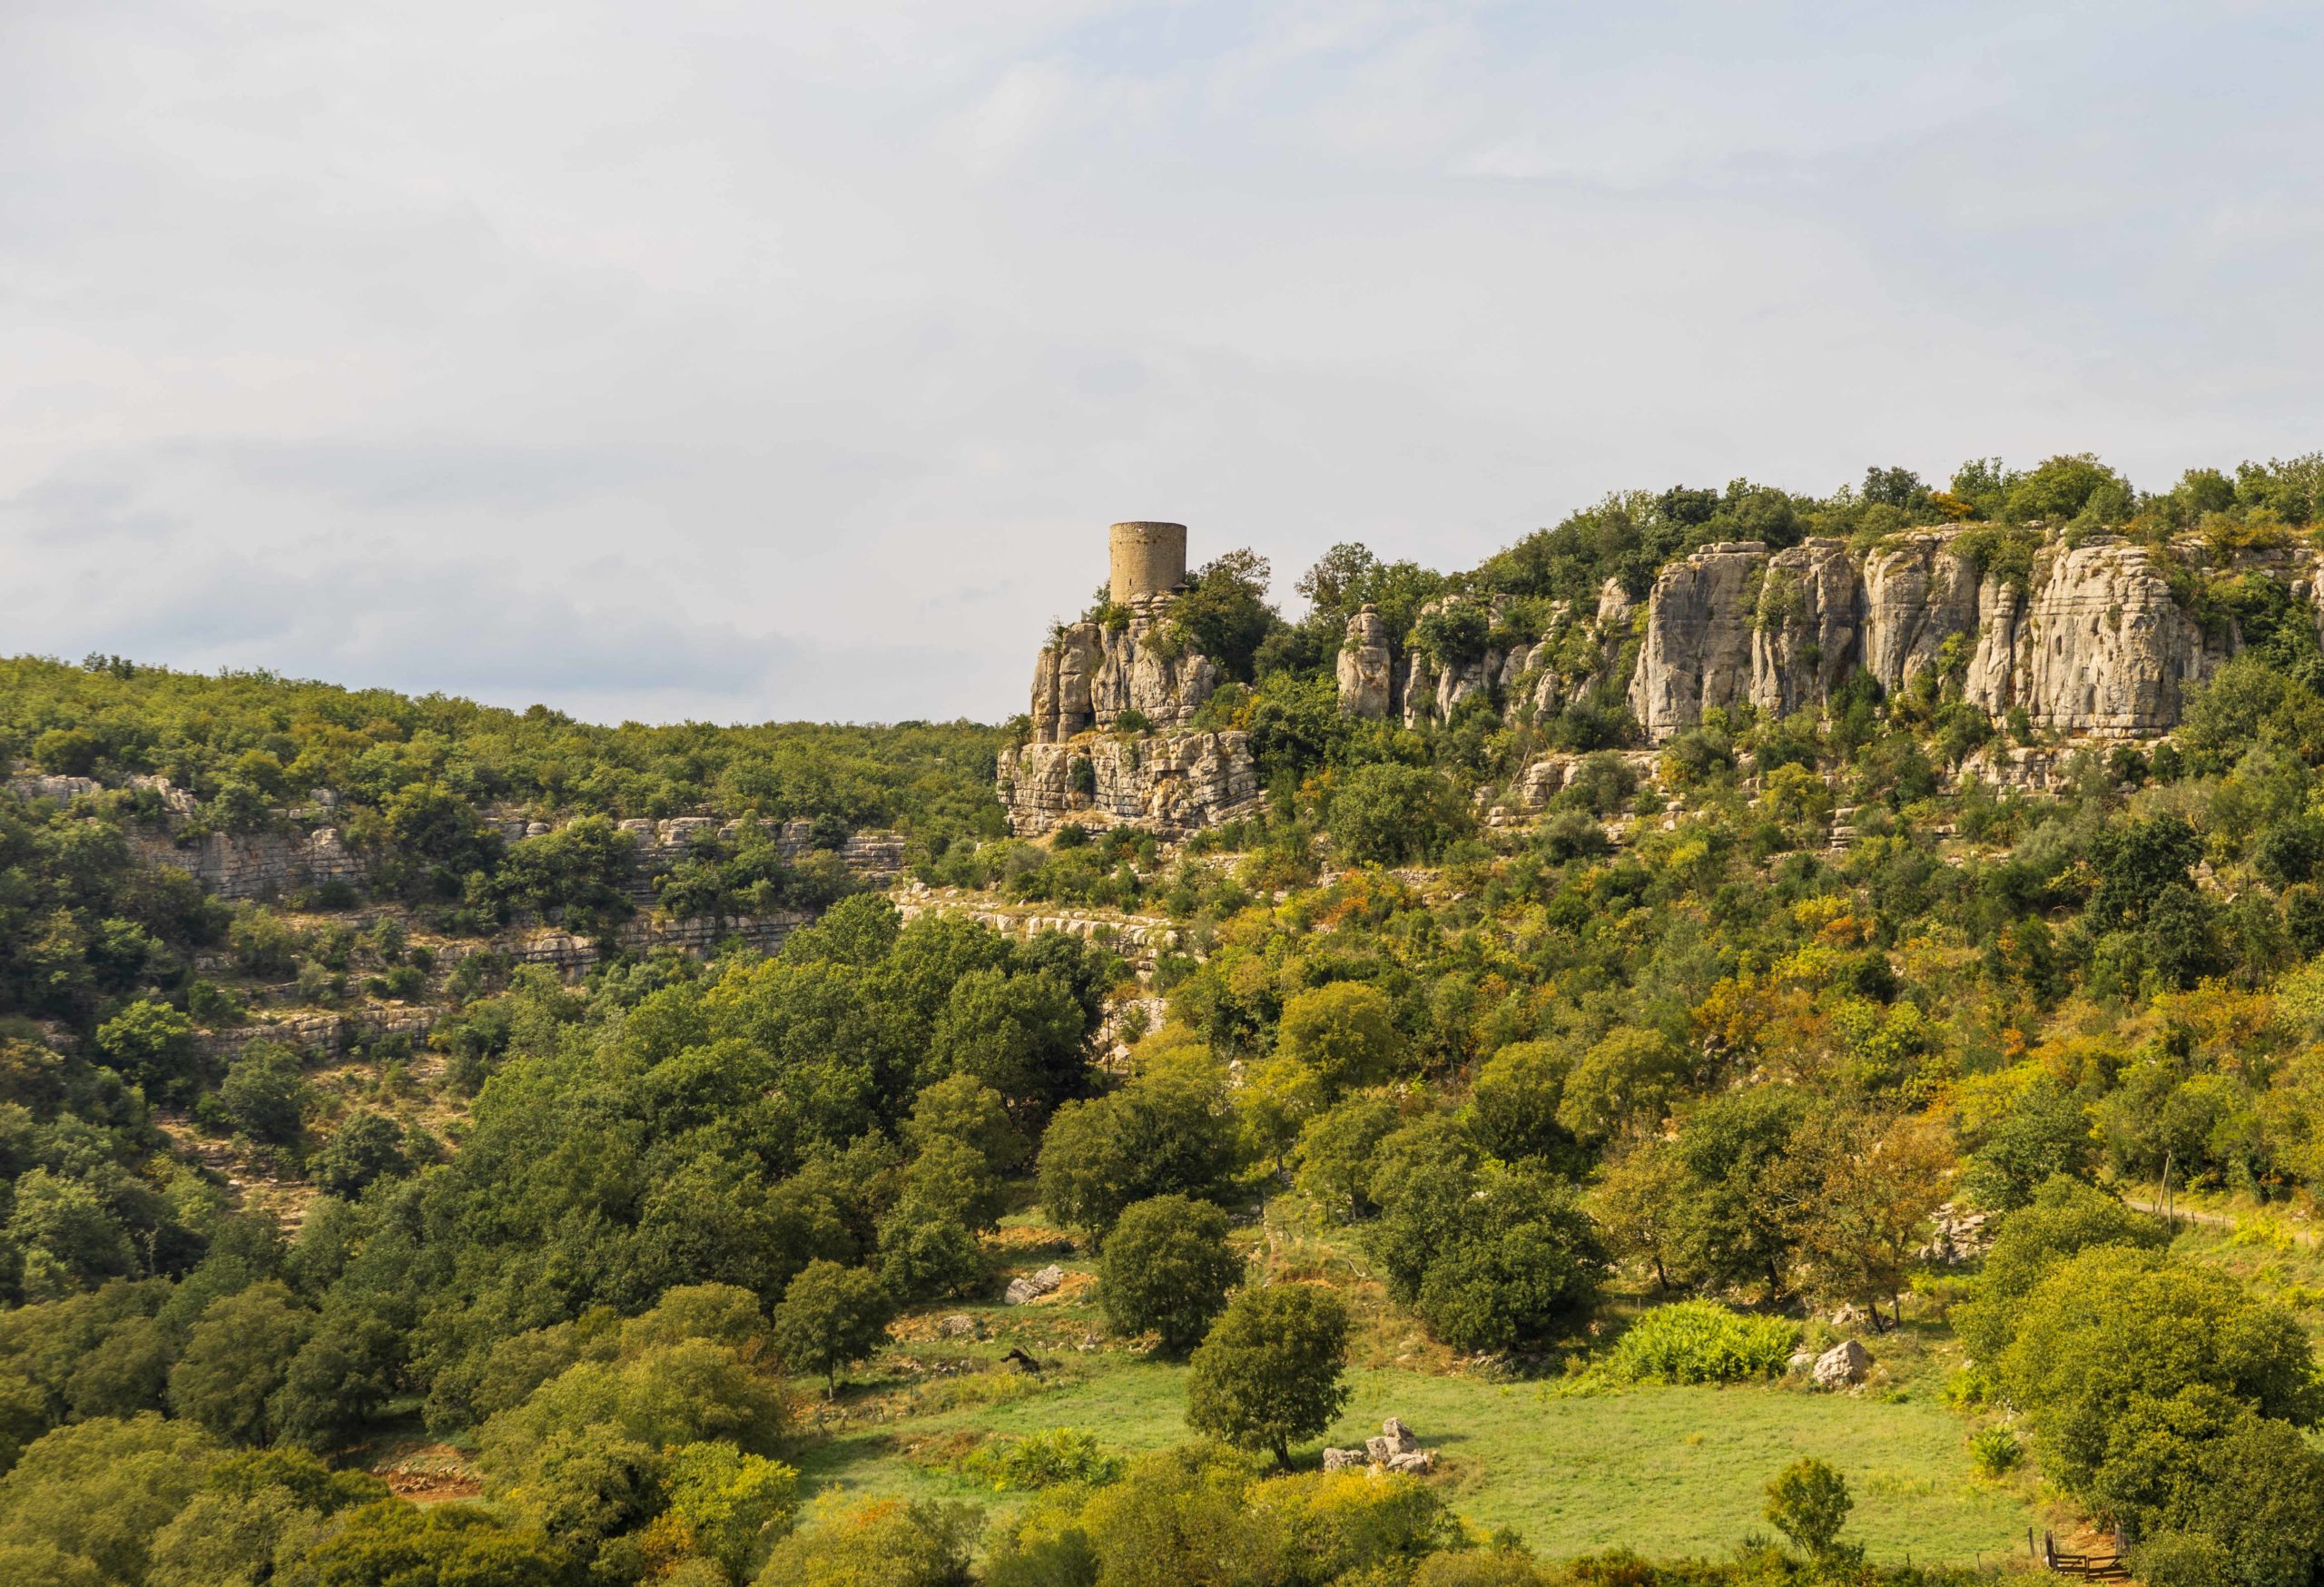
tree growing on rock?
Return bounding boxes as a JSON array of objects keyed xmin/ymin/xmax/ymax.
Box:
[{"xmin": 1186, "ymin": 1285, "xmax": 1351, "ymax": 1469}]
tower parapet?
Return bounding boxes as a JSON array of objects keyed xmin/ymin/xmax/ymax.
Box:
[{"xmin": 1108, "ymin": 521, "xmax": 1187, "ymax": 606}]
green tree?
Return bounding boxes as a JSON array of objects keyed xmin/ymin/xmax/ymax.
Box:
[
  {"xmin": 931, "ymin": 969, "xmax": 1088, "ymax": 1115},
  {"xmin": 1175, "ymin": 550, "xmax": 1281, "ymax": 685},
  {"xmin": 1327, "ymin": 764, "xmax": 1465, "ymax": 867},
  {"xmin": 1038, "ymin": 1063, "xmax": 1237, "ymax": 1243},
  {"xmin": 1467, "ymin": 1040, "xmax": 1576, "ymax": 1167},
  {"xmin": 94, "ymin": 1000, "xmax": 202, "ymax": 1103},
  {"xmin": 167, "ymin": 1282, "xmax": 311, "ymax": 1446},
  {"xmin": 1275, "ymin": 982, "xmax": 1403, "ymax": 1098},
  {"xmin": 310, "ymin": 1112, "xmax": 409, "ymax": 1198},
  {"xmin": 771, "ymin": 1261, "xmax": 894, "ymax": 1395},
  {"xmin": 1186, "ymin": 1285, "xmax": 1352, "ymax": 1469},
  {"xmin": 217, "ymin": 1044, "xmax": 308, "ymax": 1145},
  {"xmin": 1764, "ymin": 1457, "xmax": 1852, "ymax": 1558},
  {"xmin": 1098, "ymin": 1195, "xmax": 1245, "ymax": 1353},
  {"xmin": 1665, "ymin": 1087, "xmax": 1809, "ymax": 1299},
  {"xmin": 1953, "ymin": 1176, "xmax": 2167, "ymax": 1363},
  {"xmin": 901, "ymin": 1073, "xmax": 1023, "ymax": 1176},
  {"xmin": 300, "ymin": 1500, "xmax": 561, "ymax": 1587},
  {"xmin": 0, "ymin": 1414, "xmax": 221, "ymax": 1586},
  {"xmin": 657, "ymin": 1439, "xmax": 802, "ymax": 1581},
  {"xmin": 1292, "ymin": 1092, "xmax": 1403, "ymax": 1222},
  {"xmin": 1372, "ymin": 1163, "xmax": 1602, "ymax": 1353},
  {"xmin": 2001, "ymin": 1246, "xmax": 2319, "ymax": 1490}
]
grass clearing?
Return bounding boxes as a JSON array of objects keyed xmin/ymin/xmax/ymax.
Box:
[{"xmin": 787, "ymin": 1352, "xmax": 2038, "ymax": 1563}]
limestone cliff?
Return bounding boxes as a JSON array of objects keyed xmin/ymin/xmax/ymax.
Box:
[
  {"xmin": 1623, "ymin": 528, "xmax": 2313, "ymax": 744},
  {"xmin": 1353, "ymin": 579, "xmax": 1634, "ymax": 728},
  {"xmin": 1008, "ymin": 587, "xmax": 1260, "ymax": 838},
  {"xmin": 1029, "ymin": 596, "xmax": 1221, "ymax": 743},
  {"xmin": 996, "ymin": 731, "xmax": 1260, "ymax": 838}
]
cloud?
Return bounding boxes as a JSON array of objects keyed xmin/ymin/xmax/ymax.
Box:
[{"xmin": 4, "ymin": 1, "xmax": 2323, "ymax": 724}]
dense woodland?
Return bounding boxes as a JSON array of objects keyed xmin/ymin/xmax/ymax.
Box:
[{"xmin": 5, "ymin": 454, "xmax": 2324, "ymax": 1587}]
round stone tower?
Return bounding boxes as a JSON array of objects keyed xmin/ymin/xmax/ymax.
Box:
[{"xmin": 1108, "ymin": 521, "xmax": 1188, "ymax": 606}]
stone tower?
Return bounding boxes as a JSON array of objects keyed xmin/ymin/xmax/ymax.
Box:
[{"xmin": 1108, "ymin": 521, "xmax": 1187, "ymax": 605}]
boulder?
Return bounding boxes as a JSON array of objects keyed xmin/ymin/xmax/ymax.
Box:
[
  {"xmin": 1385, "ymin": 1450, "xmax": 1436, "ymax": 1475},
  {"xmin": 1322, "ymin": 1447, "xmax": 1367, "ymax": 1472},
  {"xmin": 1003, "ymin": 1265, "xmax": 1065, "ymax": 1306},
  {"xmin": 937, "ymin": 1314, "xmax": 977, "ymax": 1338},
  {"xmin": 1379, "ymin": 1417, "xmax": 1420, "ymax": 1455},
  {"xmin": 1813, "ymin": 1339, "xmax": 1872, "ymax": 1388},
  {"xmin": 1785, "ymin": 1349, "xmax": 1817, "ymax": 1376}
]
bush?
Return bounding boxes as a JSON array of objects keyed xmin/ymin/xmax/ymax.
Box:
[
  {"xmin": 1593, "ymin": 1302, "xmax": 1797, "ymax": 1387},
  {"xmin": 755, "ymin": 1496, "xmax": 979, "ymax": 1587},
  {"xmin": 962, "ymin": 1428, "xmax": 1125, "ymax": 1491},
  {"xmin": 1764, "ymin": 1457, "xmax": 1852, "ymax": 1558},
  {"xmin": 1967, "ymin": 1425, "xmax": 2023, "ymax": 1478}
]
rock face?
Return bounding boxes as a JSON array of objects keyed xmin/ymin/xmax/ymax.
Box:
[
  {"xmin": 2015, "ymin": 539, "xmax": 2221, "ymax": 734},
  {"xmin": 1337, "ymin": 605, "xmax": 1397, "ymax": 719},
  {"xmin": 1624, "ymin": 528, "xmax": 2310, "ymax": 743},
  {"xmin": 1861, "ymin": 534, "xmax": 1983, "ymax": 696},
  {"xmin": 996, "ymin": 731, "xmax": 1260, "ymax": 838},
  {"xmin": 1008, "ymin": 577, "xmax": 1262, "ymax": 840},
  {"xmin": 1628, "ymin": 542, "xmax": 1768, "ymax": 742},
  {"xmin": 1029, "ymin": 597, "xmax": 1220, "ymax": 743},
  {"xmin": 1340, "ymin": 578, "xmax": 1637, "ymax": 727}
]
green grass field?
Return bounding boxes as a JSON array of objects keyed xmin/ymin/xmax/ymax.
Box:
[{"xmin": 791, "ymin": 1353, "xmax": 2038, "ymax": 1563}]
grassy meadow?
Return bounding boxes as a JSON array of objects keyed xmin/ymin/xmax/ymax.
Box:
[{"xmin": 779, "ymin": 1208, "xmax": 2044, "ymax": 1566}]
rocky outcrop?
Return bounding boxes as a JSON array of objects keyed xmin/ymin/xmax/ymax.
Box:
[
  {"xmin": 129, "ymin": 825, "xmax": 365, "ymax": 902},
  {"xmin": 1628, "ymin": 542, "xmax": 1768, "ymax": 741},
  {"xmin": 2016, "ymin": 539, "xmax": 2224, "ymax": 734},
  {"xmin": 1029, "ymin": 597, "xmax": 1220, "ymax": 743},
  {"xmin": 1750, "ymin": 538, "xmax": 1862, "ymax": 719},
  {"xmin": 1624, "ymin": 528, "xmax": 2319, "ymax": 744},
  {"xmin": 1345, "ymin": 577, "xmax": 1637, "ymax": 728},
  {"xmin": 1337, "ymin": 605, "xmax": 1396, "ymax": 719},
  {"xmin": 996, "ymin": 731, "xmax": 1259, "ymax": 838},
  {"xmin": 1862, "ymin": 534, "xmax": 1982, "ymax": 696},
  {"xmin": 1324, "ymin": 1418, "xmax": 1438, "ymax": 1475}
]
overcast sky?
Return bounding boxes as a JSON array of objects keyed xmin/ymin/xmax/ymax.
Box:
[{"xmin": 5, "ymin": 3, "xmax": 2322, "ymax": 724}]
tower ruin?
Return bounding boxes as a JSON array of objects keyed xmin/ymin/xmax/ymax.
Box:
[{"xmin": 1108, "ymin": 521, "xmax": 1188, "ymax": 606}]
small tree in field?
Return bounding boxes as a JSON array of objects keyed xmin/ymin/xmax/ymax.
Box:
[
  {"xmin": 1765, "ymin": 1457, "xmax": 1853, "ymax": 1559},
  {"xmin": 772, "ymin": 1260, "xmax": 893, "ymax": 1396},
  {"xmin": 1185, "ymin": 1284, "xmax": 1350, "ymax": 1469},
  {"xmin": 1098, "ymin": 1195, "xmax": 1244, "ymax": 1353}
]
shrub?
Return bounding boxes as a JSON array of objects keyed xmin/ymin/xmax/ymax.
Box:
[
  {"xmin": 1764, "ymin": 1457, "xmax": 1852, "ymax": 1558},
  {"xmin": 1594, "ymin": 1302, "xmax": 1797, "ymax": 1387},
  {"xmin": 963, "ymin": 1428, "xmax": 1125, "ymax": 1491},
  {"xmin": 1967, "ymin": 1425, "xmax": 2023, "ymax": 1478}
]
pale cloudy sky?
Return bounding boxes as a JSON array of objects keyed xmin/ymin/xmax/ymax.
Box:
[{"xmin": 5, "ymin": 2, "xmax": 2321, "ymax": 724}]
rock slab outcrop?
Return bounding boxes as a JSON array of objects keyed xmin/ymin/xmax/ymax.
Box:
[{"xmin": 1623, "ymin": 529, "xmax": 2299, "ymax": 743}]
